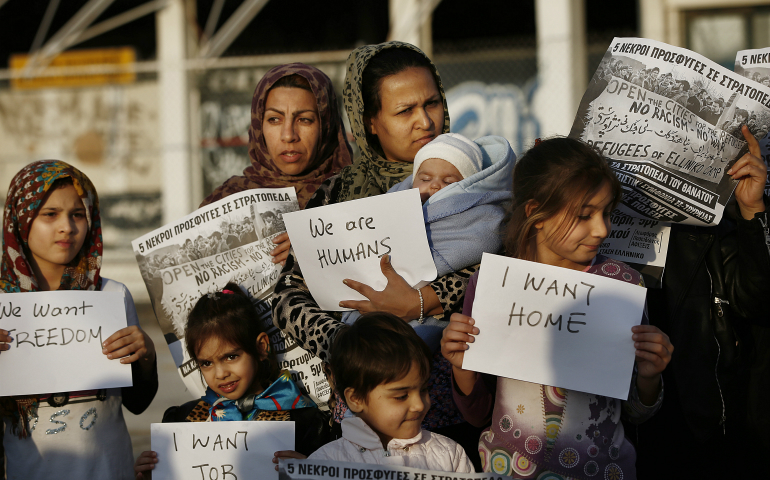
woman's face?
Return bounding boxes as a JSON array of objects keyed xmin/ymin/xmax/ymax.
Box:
[
  {"xmin": 263, "ymin": 86, "xmax": 321, "ymax": 176},
  {"xmin": 367, "ymin": 67, "xmax": 444, "ymax": 163}
]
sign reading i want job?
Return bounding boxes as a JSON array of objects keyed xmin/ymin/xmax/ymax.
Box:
[
  {"xmin": 282, "ymin": 189, "xmax": 437, "ymax": 311},
  {"xmin": 463, "ymin": 253, "xmax": 647, "ymax": 399},
  {"xmin": 151, "ymin": 421, "xmax": 294, "ymax": 480},
  {"xmin": 0, "ymin": 291, "xmax": 132, "ymax": 396}
]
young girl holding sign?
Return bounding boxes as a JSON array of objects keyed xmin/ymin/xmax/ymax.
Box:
[
  {"xmin": 441, "ymin": 138, "xmax": 673, "ymax": 479},
  {"xmin": 0, "ymin": 160, "xmax": 158, "ymax": 480},
  {"xmin": 134, "ymin": 283, "xmax": 329, "ymax": 479}
]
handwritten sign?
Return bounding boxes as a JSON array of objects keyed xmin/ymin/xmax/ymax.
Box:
[
  {"xmin": 279, "ymin": 459, "xmax": 508, "ymax": 480},
  {"xmin": 463, "ymin": 253, "xmax": 647, "ymax": 399},
  {"xmin": 152, "ymin": 421, "xmax": 294, "ymax": 480},
  {"xmin": 282, "ymin": 189, "xmax": 437, "ymax": 311},
  {"xmin": 0, "ymin": 291, "xmax": 132, "ymax": 396}
]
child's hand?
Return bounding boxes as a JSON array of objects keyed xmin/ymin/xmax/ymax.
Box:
[
  {"xmin": 134, "ymin": 450, "xmax": 157, "ymax": 480},
  {"xmin": 270, "ymin": 232, "xmax": 291, "ymax": 266},
  {"xmin": 441, "ymin": 313, "xmax": 479, "ymax": 370},
  {"xmin": 272, "ymin": 450, "xmax": 306, "ymax": 471},
  {"xmin": 0, "ymin": 329, "xmax": 11, "ymax": 352},
  {"xmin": 103, "ymin": 326, "xmax": 156, "ymax": 365},
  {"xmin": 632, "ymin": 325, "xmax": 673, "ymax": 404}
]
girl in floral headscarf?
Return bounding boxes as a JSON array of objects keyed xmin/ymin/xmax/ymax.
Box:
[{"xmin": 0, "ymin": 160, "xmax": 158, "ymax": 480}]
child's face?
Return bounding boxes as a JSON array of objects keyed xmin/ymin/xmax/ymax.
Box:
[
  {"xmin": 197, "ymin": 335, "xmax": 265, "ymax": 400},
  {"xmin": 534, "ymin": 181, "xmax": 613, "ymax": 271},
  {"xmin": 346, "ymin": 362, "xmax": 430, "ymax": 446},
  {"xmin": 412, "ymin": 158, "xmax": 463, "ymax": 203},
  {"xmin": 27, "ymin": 184, "xmax": 88, "ymax": 275}
]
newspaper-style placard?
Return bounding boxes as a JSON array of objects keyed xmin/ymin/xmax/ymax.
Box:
[
  {"xmin": 570, "ymin": 37, "xmax": 770, "ymax": 226},
  {"xmin": 600, "ymin": 210, "xmax": 671, "ymax": 268},
  {"xmin": 463, "ymin": 253, "xmax": 646, "ymax": 399},
  {"xmin": 132, "ymin": 188, "xmax": 330, "ymax": 408},
  {"xmin": 279, "ymin": 459, "xmax": 511, "ymax": 480},
  {"xmin": 0, "ymin": 291, "xmax": 132, "ymax": 396},
  {"xmin": 282, "ymin": 189, "xmax": 437, "ymax": 311},
  {"xmin": 151, "ymin": 421, "xmax": 293, "ymax": 480},
  {"xmin": 735, "ymin": 47, "xmax": 770, "ymax": 198}
]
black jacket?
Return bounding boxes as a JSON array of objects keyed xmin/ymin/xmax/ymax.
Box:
[
  {"xmin": 163, "ymin": 400, "xmax": 333, "ymax": 456},
  {"xmin": 645, "ymin": 203, "xmax": 770, "ymax": 441}
]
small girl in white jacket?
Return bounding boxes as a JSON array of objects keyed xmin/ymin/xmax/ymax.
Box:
[{"xmin": 306, "ymin": 312, "xmax": 473, "ymax": 472}]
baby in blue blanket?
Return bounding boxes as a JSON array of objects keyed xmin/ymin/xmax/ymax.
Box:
[{"xmin": 343, "ymin": 133, "xmax": 515, "ymax": 352}]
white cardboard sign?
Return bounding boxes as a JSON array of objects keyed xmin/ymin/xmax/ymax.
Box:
[
  {"xmin": 0, "ymin": 291, "xmax": 132, "ymax": 396},
  {"xmin": 151, "ymin": 421, "xmax": 294, "ymax": 480},
  {"xmin": 463, "ymin": 253, "xmax": 647, "ymax": 399},
  {"xmin": 282, "ymin": 189, "xmax": 437, "ymax": 311}
]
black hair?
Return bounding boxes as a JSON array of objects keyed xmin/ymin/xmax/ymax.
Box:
[
  {"xmin": 330, "ymin": 312, "xmax": 432, "ymax": 406},
  {"xmin": 185, "ymin": 282, "xmax": 279, "ymax": 391}
]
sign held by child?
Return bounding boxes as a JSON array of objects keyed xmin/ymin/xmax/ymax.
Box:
[
  {"xmin": 0, "ymin": 290, "xmax": 132, "ymax": 396},
  {"xmin": 151, "ymin": 421, "xmax": 294, "ymax": 480},
  {"xmin": 463, "ymin": 253, "xmax": 647, "ymax": 399},
  {"xmin": 282, "ymin": 189, "xmax": 436, "ymax": 311}
]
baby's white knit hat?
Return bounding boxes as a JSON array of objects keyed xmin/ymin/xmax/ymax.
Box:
[{"xmin": 413, "ymin": 133, "xmax": 483, "ymax": 180}]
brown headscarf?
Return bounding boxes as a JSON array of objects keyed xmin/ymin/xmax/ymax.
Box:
[{"xmin": 200, "ymin": 63, "xmax": 352, "ymax": 208}]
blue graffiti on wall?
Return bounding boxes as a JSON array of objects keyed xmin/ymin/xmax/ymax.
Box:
[{"xmin": 446, "ymin": 79, "xmax": 540, "ymax": 154}]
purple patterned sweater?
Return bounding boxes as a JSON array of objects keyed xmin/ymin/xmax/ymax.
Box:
[{"xmin": 453, "ymin": 255, "xmax": 662, "ymax": 480}]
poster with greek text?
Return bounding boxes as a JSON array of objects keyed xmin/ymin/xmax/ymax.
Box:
[
  {"xmin": 570, "ymin": 37, "xmax": 770, "ymax": 226},
  {"xmin": 279, "ymin": 458, "xmax": 512, "ymax": 480},
  {"xmin": 600, "ymin": 212, "xmax": 671, "ymax": 268},
  {"xmin": 281, "ymin": 189, "xmax": 437, "ymax": 311},
  {"xmin": 132, "ymin": 188, "xmax": 331, "ymax": 408},
  {"xmin": 735, "ymin": 47, "xmax": 770, "ymax": 198},
  {"xmin": 152, "ymin": 421, "xmax": 293, "ymax": 480},
  {"xmin": 0, "ymin": 291, "xmax": 132, "ymax": 396},
  {"xmin": 463, "ymin": 253, "xmax": 646, "ymax": 399}
]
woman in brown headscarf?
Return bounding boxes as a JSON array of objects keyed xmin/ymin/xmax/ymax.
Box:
[{"xmin": 201, "ymin": 63, "xmax": 353, "ymax": 263}]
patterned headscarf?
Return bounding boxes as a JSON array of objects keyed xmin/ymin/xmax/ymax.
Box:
[
  {"xmin": 336, "ymin": 41, "xmax": 451, "ymax": 203},
  {"xmin": 1, "ymin": 160, "xmax": 102, "ymax": 293},
  {"xmin": 0, "ymin": 160, "xmax": 102, "ymax": 437},
  {"xmin": 201, "ymin": 63, "xmax": 353, "ymax": 209}
]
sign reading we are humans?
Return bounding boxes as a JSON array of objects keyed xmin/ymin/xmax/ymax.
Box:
[
  {"xmin": 282, "ymin": 189, "xmax": 437, "ymax": 311},
  {"xmin": 152, "ymin": 421, "xmax": 294, "ymax": 480},
  {"xmin": 0, "ymin": 291, "xmax": 132, "ymax": 396},
  {"xmin": 463, "ymin": 253, "xmax": 647, "ymax": 399}
]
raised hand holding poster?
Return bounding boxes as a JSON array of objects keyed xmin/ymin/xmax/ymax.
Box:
[
  {"xmin": 570, "ymin": 37, "xmax": 770, "ymax": 226},
  {"xmin": 0, "ymin": 291, "xmax": 132, "ymax": 396},
  {"xmin": 462, "ymin": 253, "xmax": 646, "ymax": 399},
  {"xmin": 151, "ymin": 421, "xmax": 293, "ymax": 480},
  {"xmin": 734, "ymin": 47, "xmax": 770, "ymax": 198},
  {"xmin": 282, "ymin": 189, "xmax": 437, "ymax": 311}
]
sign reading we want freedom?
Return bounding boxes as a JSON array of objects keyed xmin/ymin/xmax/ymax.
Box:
[{"xmin": 0, "ymin": 291, "xmax": 132, "ymax": 396}]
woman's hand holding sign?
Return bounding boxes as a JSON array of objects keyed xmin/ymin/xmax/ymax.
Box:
[
  {"xmin": 340, "ymin": 254, "xmax": 442, "ymax": 321},
  {"xmin": 728, "ymin": 125, "xmax": 767, "ymax": 220},
  {"xmin": 103, "ymin": 325, "xmax": 156, "ymax": 372}
]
